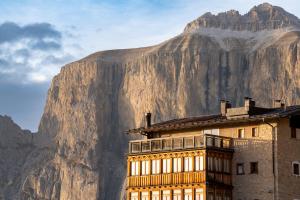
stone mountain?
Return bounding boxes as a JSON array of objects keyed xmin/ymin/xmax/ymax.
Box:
[{"xmin": 0, "ymin": 3, "xmax": 300, "ymax": 200}]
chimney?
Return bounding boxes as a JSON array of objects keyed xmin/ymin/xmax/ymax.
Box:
[
  {"xmin": 244, "ymin": 97, "xmax": 255, "ymax": 110},
  {"xmin": 273, "ymin": 100, "xmax": 285, "ymax": 109},
  {"xmin": 221, "ymin": 100, "xmax": 231, "ymax": 116},
  {"xmin": 145, "ymin": 112, "xmax": 151, "ymax": 128}
]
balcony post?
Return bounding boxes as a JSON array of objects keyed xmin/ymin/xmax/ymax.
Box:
[
  {"xmin": 140, "ymin": 141, "xmax": 142, "ymax": 153},
  {"xmin": 193, "ymin": 136, "xmax": 195, "ymax": 148},
  {"xmin": 160, "ymin": 140, "xmax": 163, "ymax": 151},
  {"xmin": 221, "ymin": 138, "xmax": 223, "ymax": 148}
]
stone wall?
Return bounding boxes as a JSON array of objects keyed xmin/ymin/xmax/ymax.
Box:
[
  {"xmin": 220, "ymin": 123, "xmax": 275, "ymax": 200},
  {"xmin": 277, "ymin": 118, "xmax": 300, "ymax": 199}
]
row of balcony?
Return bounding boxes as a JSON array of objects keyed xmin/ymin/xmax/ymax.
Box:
[
  {"xmin": 129, "ymin": 134, "xmax": 233, "ymax": 154},
  {"xmin": 127, "ymin": 171, "xmax": 232, "ymax": 188}
]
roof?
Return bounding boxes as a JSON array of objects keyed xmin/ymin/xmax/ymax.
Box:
[{"xmin": 126, "ymin": 105, "xmax": 300, "ymax": 135}]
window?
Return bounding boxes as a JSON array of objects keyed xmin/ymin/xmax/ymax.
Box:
[
  {"xmin": 130, "ymin": 192, "xmax": 138, "ymax": 200},
  {"xmin": 237, "ymin": 163, "xmax": 244, "ymax": 175},
  {"xmin": 208, "ymin": 157, "xmax": 214, "ymax": 171},
  {"xmin": 252, "ymin": 127, "xmax": 259, "ymax": 137},
  {"xmin": 141, "ymin": 160, "xmax": 149, "ymax": 175},
  {"xmin": 195, "ymin": 156, "xmax": 204, "ymax": 171},
  {"xmin": 162, "ymin": 190, "xmax": 170, "ymax": 200},
  {"xmin": 131, "ymin": 161, "xmax": 139, "ymax": 176},
  {"xmin": 291, "ymin": 128, "xmax": 300, "ymax": 139},
  {"xmin": 207, "ymin": 192, "xmax": 214, "ymax": 200},
  {"xmin": 162, "ymin": 158, "xmax": 171, "ymax": 173},
  {"xmin": 173, "ymin": 190, "xmax": 181, "ymax": 200},
  {"xmin": 224, "ymin": 191, "xmax": 231, "ymax": 200},
  {"xmin": 152, "ymin": 191, "xmax": 159, "ymax": 200},
  {"xmin": 293, "ymin": 161, "xmax": 300, "ymax": 176},
  {"xmin": 238, "ymin": 129, "xmax": 245, "ymax": 138},
  {"xmin": 204, "ymin": 129, "xmax": 219, "ymax": 135},
  {"xmin": 184, "ymin": 137, "xmax": 194, "ymax": 148},
  {"xmin": 173, "ymin": 138, "xmax": 183, "ymax": 149},
  {"xmin": 250, "ymin": 162, "xmax": 258, "ymax": 174},
  {"xmin": 152, "ymin": 160, "xmax": 160, "ymax": 174},
  {"xmin": 195, "ymin": 188, "xmax": 204, "ymax": 200},
  {"xmin": 184, "ymin": 189, "xmax": 192, "ymax": 200},
  {"xmin": 184, "ymin": 157, "xmax": 193, "ymax": 172},
  {"xmin": 214, "ymin": 158, "xmax": 222, "ymax": 172},
  {"xmin": 173, "ymin": 158, "xmax": 182, "ymax": 172},
  {"xmin": 216, "ymin": 193, "xmax": 222, "ymax": 200},
  {"xmin": 224, "ymin": 159, "xmax": 231, "ymax": 173},
  {"xmin": 141, "ymin": 192, "xmax": 149, "ymax": 200}
]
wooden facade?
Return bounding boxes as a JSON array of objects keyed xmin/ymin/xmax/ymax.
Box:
[{"xmin": 127, "ymin": 136, "xmax": 233, "ymax": 200}]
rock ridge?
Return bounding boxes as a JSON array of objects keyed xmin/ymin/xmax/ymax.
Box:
[{"xmin": 184, "ymin": 3, "xmax": 300, "ymax": 32}]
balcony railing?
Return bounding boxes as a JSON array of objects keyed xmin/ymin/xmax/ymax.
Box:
[
  {"xmin": 127, "ymin": 171, "xmax": 205, "ymax": 187},
  {"xmin": 129, "ymin": 134, "xmax": 233, "ymax": 154}
]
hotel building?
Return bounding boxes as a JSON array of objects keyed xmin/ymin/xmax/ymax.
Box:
[{"xmin": 126, "ymin": 98, "xmax": 300, "ymax": 200}]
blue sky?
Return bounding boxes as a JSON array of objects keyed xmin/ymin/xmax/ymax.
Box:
[{"xmin": 0, "ymin": 0, "xmax": 299, "ymax": 131}]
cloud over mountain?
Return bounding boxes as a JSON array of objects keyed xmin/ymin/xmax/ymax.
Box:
[{"xmin": 0, "ymin": 22, "xmax": 75, "ymax": 84}]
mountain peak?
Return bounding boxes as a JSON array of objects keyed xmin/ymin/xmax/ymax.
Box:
[{"xmin": 184, "ymin": 3, "xmax": 300, "ymax": 32}]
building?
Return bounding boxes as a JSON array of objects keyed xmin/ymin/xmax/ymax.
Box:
[{"xmin": 125, "ymin": 98, "xmax": 300, "ymax": 200}]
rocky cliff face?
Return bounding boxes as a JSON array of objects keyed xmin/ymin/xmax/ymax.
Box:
[{"xmin": 1, "ymin": 3, "xmax": 299, "ymax": 200}]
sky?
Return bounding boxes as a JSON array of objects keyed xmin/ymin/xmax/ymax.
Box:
[{"xmin": 0, "ymin": 0, "xmax": 299, "ymax": 131}]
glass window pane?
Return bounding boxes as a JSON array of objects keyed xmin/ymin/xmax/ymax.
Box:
[
  {"xmin": 162, "ymin": 139, "xmax": 172, "ymax": 150},
  {"xmin": 151, "ymin": 140, "xmax": 161, "ymax": 151},
  {"xmin": 173, "ymin": 138, "xmax": 183, "ymax": 149},
  {"xmin": 195, "ymin": 135, "xmax": 204, "ymax": 147},
  {"xmin": 131, "ymin": 142, "xmax": 141, "ymax": 153},
  {"xmin": 131, "ymin": 192, "xmax": 138, "ymax": 200},
  {"xmin": 184, "ymin": 157, "xmax": 193, "ymax": 172},
  {"xmin": 152, "ymin": 160, "xmax": 160, "ymax": 174},
  {"xmin": 162, "ymin": 190, "xmax": 170, "ymax": 200},
  {"xmin": 141, "ymin": 192, "xmax": 149, "ymax": 200},
  {"xmin": 293, "ymin": 163, "xmax": 300, "ymax": 175},
  {"xmin": 141, "ymin": 141, "xmax": 150, "ymax": 152},
  {"xmin": 195, "ymin": 188, "xmax": 204, "ymax": 200},
  {"xmin": 142, "ymin": 161, "xmax": 149, "ymax": 175},
  {"xmin": 184, "ymin": 137, "xmax": 194, "ymax": 148},
  {"xmin": 184, "ymin": 189, "xmax": 192, "ymax": 200},
  {"xmin": 173, "ymin": 190, "xmax": 181, "ymax": 200},
  {"xmin": 152, "ymin": 191, "xmax": 159, "ymax": 200},
  {"xmin": 173, "ymin": 158, "xmax": 182, "ymax": 172},
  {"xmin": 162, "ymin": 159, "xmax": 171, "ymax": 173}
]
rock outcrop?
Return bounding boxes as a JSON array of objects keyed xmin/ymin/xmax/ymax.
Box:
[
  {"xmin": 184, "ymin": 3, "xmax": 300, "ymax": 32},
  {"xmin": 1, "ymin": 3, "xmax": 300, "ymax": 200},
  {"xmin": 0, "ymin": 116, "xmax": 34, "ymax": 199}
]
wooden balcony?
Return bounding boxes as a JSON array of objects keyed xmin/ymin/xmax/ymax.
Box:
[
  {"xmin": 207, "ymin": 172, "xmax": 232, "ymax": 185},
  {"xmin": 127, "ymin": 171, "xmax": 205, "ymax": 187},
  {"xmin": 129, "ymin": 134, "xmax": 233, "ymax": 154}
]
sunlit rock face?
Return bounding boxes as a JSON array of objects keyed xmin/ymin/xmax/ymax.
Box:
[{"xmin": 1, "ymin": 3, "xmax": 299, "ymax": 200}]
